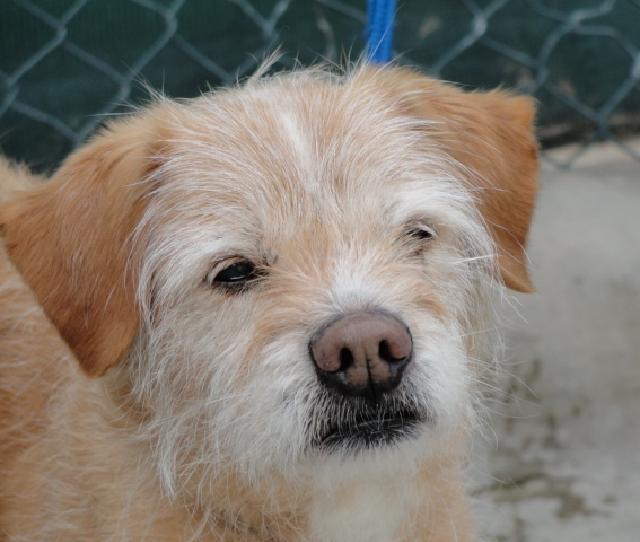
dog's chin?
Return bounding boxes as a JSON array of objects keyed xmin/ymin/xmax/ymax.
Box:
[{"xmin": 311, "ymin": 400, "xmax": 427, "ymax": 452}]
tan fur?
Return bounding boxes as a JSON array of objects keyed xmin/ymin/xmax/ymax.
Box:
[
  {"xmin": 360, "ymin": 68, "xmax": 538, "ymax": 292},
  {"xmin": 0, "ymin": 65, "xmax": 536, "ymax": 541},
  {"xmin": 0, "ymin": 112, "xmax": 171, "ymax": 377},
  {"xmin": 0, "ymin": 158, "xmax": 43, "ymax": 203}
]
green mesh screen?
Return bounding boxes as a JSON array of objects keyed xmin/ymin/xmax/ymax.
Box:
[{"xmin": 2, "ymin": 0, "xmax": 639, "ymax": 171}]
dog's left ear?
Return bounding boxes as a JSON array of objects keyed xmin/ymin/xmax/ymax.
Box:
[
  {"xmin": 361, "ymin": 67, "xmax": 539, "ymax": 292},
  {"xmin": 0, "ymin": 111, "xmax": 166, "ymax": 376}
]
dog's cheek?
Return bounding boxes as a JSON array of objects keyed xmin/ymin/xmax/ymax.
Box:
[
  {"xmin": 128, "ymin": 293, "xmax": 265, "ymax": 481},
  {"xmin": 167, "ymin": 297, "xmax": 314, "ymax": 475},
  {"xmin": 396, "ymin": 260, "xmax": 486, "ymax": 432},
  {"xmin": 233, "ymin": 335, "xmax": 319, "ymax": 471},
  {"xmin": 407, "ymin": 314, "xmax": 473, "ymax": 431}
]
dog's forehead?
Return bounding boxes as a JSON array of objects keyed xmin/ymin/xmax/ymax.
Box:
[{"xmin": 159, "ymin": 75, "xmax": 461, "ymax": 240}]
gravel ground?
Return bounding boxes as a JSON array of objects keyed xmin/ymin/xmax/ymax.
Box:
[{"xmin": 474, "ymin": 141, "xmax": 640, "ymax": 542}]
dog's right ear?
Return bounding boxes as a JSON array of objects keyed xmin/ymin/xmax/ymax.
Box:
[{"xmin": 0, "ymin": 111, "xmax": 167, "ymax": 377}]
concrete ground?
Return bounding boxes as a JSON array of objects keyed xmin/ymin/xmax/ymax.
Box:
[{"xmin": 474, "ymin": 141, "xmax": 640, "ymax": 541}]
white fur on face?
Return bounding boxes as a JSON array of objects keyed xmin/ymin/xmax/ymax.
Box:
[{"xmin": 126, "ymin": 68, "xmax": 498, "ymax": 498}]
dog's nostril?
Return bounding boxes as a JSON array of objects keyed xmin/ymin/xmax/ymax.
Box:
[
  {"xmin": 339, "ymin": 347, "xmax": 354, "ymax": 371},
  {"xmin": 378, "ymin": 340, "xmax": 392, "ymax": 362},
  {"xmin": 378, "ymin": 339, "xmax": 406, "ymax": 363}
]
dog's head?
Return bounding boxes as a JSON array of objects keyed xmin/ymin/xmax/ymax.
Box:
[{"xmin": 0, "ymin": 66, "xmax": 537, "ymax": 491}]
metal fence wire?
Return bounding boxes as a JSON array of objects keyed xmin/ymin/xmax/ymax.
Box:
[{"xmin": 2, "ymin": 0, "xmax": 640, "ymax": 172}]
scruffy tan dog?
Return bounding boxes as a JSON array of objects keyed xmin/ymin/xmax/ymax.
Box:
[{"xmin": 0, "ymin": 64, "xmax": 537, "ymax": 541}]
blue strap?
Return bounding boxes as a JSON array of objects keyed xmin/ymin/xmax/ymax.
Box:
[{"xmin": 366, "ymin": 0, "xmax": 396, "ymax": 63}]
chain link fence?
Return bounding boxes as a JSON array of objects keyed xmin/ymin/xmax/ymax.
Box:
[{"xmin": 2, "ymin": 0, "xmax": 640, "ymax": 172}]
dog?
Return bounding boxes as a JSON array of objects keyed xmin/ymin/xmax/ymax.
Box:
[{"xmin": 0, "ymin": 64, "xmax": 537, "ymax": 541}]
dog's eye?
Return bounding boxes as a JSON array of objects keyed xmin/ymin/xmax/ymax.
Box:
[
  {"xmin": 207, "ymin": 258, "xmax": 262, "ymax": 291},
  {"xmin": 407, "ymin": 225, "xmax": 436, "ymax": 241}
]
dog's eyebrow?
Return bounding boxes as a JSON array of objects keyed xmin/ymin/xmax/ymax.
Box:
[{"xmin": 387, "ymin": 180, "xmax": 478, "ymax": 231}]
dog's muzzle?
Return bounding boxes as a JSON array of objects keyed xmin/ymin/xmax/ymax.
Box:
[{"xmin": 308, "ymin": 311, "xmax": 424, "ymax": 449}]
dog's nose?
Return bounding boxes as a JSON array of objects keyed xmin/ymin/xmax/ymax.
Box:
[{"xmin": 309, "ymin": 312, "xmax": 412, "ymax": 400}]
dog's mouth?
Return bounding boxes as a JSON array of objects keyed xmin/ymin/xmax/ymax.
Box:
[{"xmin": 312, "ymin": 406, "xmax": 425, "ymax": 450}]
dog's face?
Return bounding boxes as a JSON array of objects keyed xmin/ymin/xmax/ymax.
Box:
[{"xmin": 1, "ymin": 66, "xmax": 537, "ymax": 492}]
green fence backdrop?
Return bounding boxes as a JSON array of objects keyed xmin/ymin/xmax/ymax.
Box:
[{"xmin": 2, "ymin": 0, "xmax": 640, "ymax": 172}]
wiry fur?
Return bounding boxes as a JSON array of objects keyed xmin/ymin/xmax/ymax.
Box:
[{"xmin": 0, "ymin": 64, "xmax": 537, "ymax": 541}]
